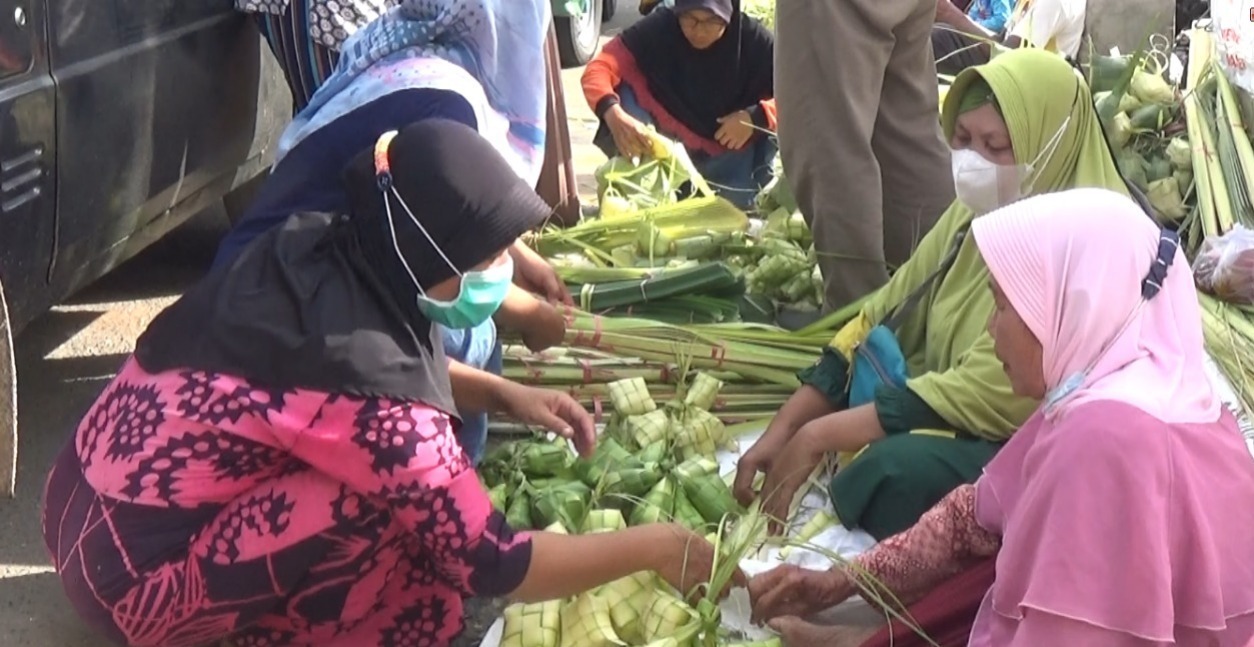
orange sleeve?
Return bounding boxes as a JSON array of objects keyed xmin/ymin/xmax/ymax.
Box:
[{"xmin": 581, "ymin": 38, "xmax": 628, "ymax": 117}]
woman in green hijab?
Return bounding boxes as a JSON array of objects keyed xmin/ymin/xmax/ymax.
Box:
[{"xmin": 733, "ymin": 49, "xmax": 1134, "ymax": 539}]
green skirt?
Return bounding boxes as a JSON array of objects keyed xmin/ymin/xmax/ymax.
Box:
[{"xmin": 830, "ymin": 432, "xmax": 1001, "ymax": 541}]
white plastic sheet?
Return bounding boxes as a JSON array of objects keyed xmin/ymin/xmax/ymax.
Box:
[
  {"xmin": 478, "ymin": 357, "xmax": 1253, "ymax": 646},
  {"xmin": 478, "ymin": 426, "xmax": 879, "ymax": 647}
]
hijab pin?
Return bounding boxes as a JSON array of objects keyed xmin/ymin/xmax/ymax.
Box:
[{"xmin": 374, "ymin": 130, "xmax": 400, "ymax": 192}]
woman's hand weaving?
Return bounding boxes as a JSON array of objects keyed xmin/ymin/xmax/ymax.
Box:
[
  {"xmin": 758, "ymin": 425, "xmax": 826, "ymax": 535},
  {"xmin": 495, "ymin": 382, "xmax": 597, "ymax": 457},
  {"xmin": 605, "ymin": 105, "xmax": 654, "ymax": 158}
]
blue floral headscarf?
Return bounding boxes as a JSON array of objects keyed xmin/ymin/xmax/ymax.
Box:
[{"xmin": 275, "ymin": 0, "xmax": 551, "ymax": 186}]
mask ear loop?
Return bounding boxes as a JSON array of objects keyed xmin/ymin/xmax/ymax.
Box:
[
  {"xmin": 375, "ymin": 130, "xmax": 429, "ymax": 297},
  {"xmin": 1020, "ymin": 79, "xmax": 1081, "ymax": 194}
]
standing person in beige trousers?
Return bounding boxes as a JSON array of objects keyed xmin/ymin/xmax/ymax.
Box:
[{"xmin": 776, "ymin": 0, "xmax": 957, "ymax": 311}]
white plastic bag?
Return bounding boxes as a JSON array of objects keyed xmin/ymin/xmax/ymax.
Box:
[{"xmin": 1192, "ymin": 225, "xmax": 1254, "ymax": 304}]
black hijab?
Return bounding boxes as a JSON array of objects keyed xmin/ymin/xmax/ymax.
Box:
[
  {"xmin": 619, "ymin": 0, "xmax": 774, "ymax": 140},
  {"xmin": 134, "ymin": 119, "xmax": 552, "ymax": 413}
]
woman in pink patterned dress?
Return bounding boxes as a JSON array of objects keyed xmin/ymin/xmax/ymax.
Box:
[
  {"xmin": 42, "ymin": 119, "xmax": 737, "ymax": 647},
  {"xmin": 747, "ymin": 188, "xmax": 1254, "ymax": 647}
]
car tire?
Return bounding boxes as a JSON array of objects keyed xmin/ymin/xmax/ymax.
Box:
[
  {"xmin": 603, "ymin": 0, "xmax": 617, "ymax": 21},
  {"xmin": 555, "ymin": 0, "xmax": 602, "ymax": 67}
]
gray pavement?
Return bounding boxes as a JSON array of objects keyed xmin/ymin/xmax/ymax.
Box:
[{"xmin": 0, "ymin": 4, "xmax": 638, "ymax": 644}]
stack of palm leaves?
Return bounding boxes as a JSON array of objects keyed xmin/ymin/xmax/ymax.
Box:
[
  {"xmin": 533, "ymin": 196, "xmax": 752, "ymax": 324},
  {"xmin": 498, "ymin": 304, "xmax": 860, "ymax": 428},
  {"xmin": 1178, "ymin": 30, "xmax": 1254, "ymax": 422},
  {"xmin": 503, "ymin": 346, "xmax": 799, "ymax": 425},
  {"xmin": 497, "ymin": 502, "xmax": 783, "ymax": 647}
]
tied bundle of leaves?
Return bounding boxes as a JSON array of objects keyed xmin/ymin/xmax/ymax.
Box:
[
  {"xmin": 1089, "ymin": 34, "xmax": 1193, "ymax": 224},
  {"xmin": 596, "ymin": 128, "xmax": 714, "ymax": 216}
]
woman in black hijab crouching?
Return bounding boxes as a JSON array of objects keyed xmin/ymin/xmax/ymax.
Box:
[{"xmin": 41, "ymin": 120, "xmax": 737, "ymax": 647}]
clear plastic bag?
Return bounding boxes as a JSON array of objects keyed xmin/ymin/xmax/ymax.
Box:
[{"xmin": 1193, "ymin": 225, "xmax": 1254, "ymax": 304}]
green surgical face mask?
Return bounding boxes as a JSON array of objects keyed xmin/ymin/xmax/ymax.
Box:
[
  {"xmin": 381, "ymin": 184, "xmax": 514, "ymax": 330},
  {"xmin": 415, "ymin": 255, "xmax": 514, "ymax": 330}
]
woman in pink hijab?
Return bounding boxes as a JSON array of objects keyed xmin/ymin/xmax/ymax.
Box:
[{"xmin": 747, "ymin": 187, "xmax": 1254, "ymax": 647}]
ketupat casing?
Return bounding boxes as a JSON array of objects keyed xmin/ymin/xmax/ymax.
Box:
[
  {"xmin": 682, "ymin": 372, "xmax": 724, "ymax": 411},
  {"xmin": 639, "ymin": 590, "xmax": 701, "ymax": 645},
  {"xmin": 608, "ymin": 377, "xmax": 658, "ymax": 417},
  {"xmin": 630, "ymin": 476, "xmax": 678, "ymax": 526},
  {"xmin": 559, "ymin": 593, "xmax": 624, "ymax": 647},
  {"xmin": 596, "ymin": 570, "xmax": 657, "ymax": 643},
  {"xmin": 576, "ymin": 437, "xmax": 640, "ymax": 487},
  {"xmin": 487, "ymin": 484, "xmax": 509, "ymax": 512},
  {"xmin": 625, "ymin": 409, "xmax": 673, "ymax": 449},
  {"xmin": 531, "ymin": 481, "xmax": 592, "ymax": 530},
  {"xmin": 506, "ymin": 489, "xmax": 535, "ymax": 529},
  {"xmin": 520, "ymin": 441, "xmax": 574, "ymax": 477},
  {"xmin": 602, "ymin": 464, "xmax": 665, "ymax": 503},
  {"xmin": 581, "ymin": 508, "xmax": 628, "ymax": 533},
  {"xmin": 501, "ymin": 600, "xmax": 561, "ymax": 647}
]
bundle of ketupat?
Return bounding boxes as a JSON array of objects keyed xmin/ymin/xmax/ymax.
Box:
[
  {"xmin": 1087, "ymin": 38, "xmax": 1193, "ymax": 224},
  {"xmin": 481, "ymin": 374, "xmax": 745, "ymax": 535},
  {"xmin": 723, "ymin": 161, "xmax": 825, "ymax": 316},
  {"xmin": 499, "ymin": 502, "xmax": 780, "ymax": 647},
  {"xmin": 1173, "ymin": 29, "xmax": 1254, "ymax": 421},
  {"xmin": 596, "ymin": 128, "xmax": 714, "ymax": 216}
]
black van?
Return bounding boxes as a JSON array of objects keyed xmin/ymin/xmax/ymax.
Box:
[{"xmin": 0, "ymin": 0, "xmax": 287, "ymax": 495}]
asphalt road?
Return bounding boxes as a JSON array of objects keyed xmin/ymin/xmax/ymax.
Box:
[{"xmin": 0, "ymin": 4, "xmax": 638, "ymax": 645}]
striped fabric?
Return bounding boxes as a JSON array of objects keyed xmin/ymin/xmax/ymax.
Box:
[{"xmin": 252, "ymin": 2, "xmax": 343, "ymax": 113}]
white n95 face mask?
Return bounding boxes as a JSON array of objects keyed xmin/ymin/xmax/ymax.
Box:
[{"xmin": 951, "ymin": 149, "xmax": 1028, "ymax": 215}]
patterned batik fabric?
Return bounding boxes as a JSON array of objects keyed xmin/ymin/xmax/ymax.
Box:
[
  {"xmin": 851, "ymin": 484, "xmax": 1001, "ymax": 607},
  {"xmin": 236, "ymin": 0, "xmax": 394, "ymax": 51},
  {"xmin": 42, "ymin": 356, "xmax": 532, "ymax": 647}
]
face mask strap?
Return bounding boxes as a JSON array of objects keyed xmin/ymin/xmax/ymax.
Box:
[
  {"xmin": 1021, "ymin": 80, "xmax": 1082, "ymax": 194},
  {"xmin": 373, "ymin": 130, "xmax": 468, "ymax": 302},
  {"xmin": 374, "ymin": 131, "xmax": 428, "ymax": 297}
]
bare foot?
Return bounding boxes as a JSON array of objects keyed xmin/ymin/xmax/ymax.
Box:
[{"xmin": 768, "ymin": 617, "xmax": 879, "ymax": 647}]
